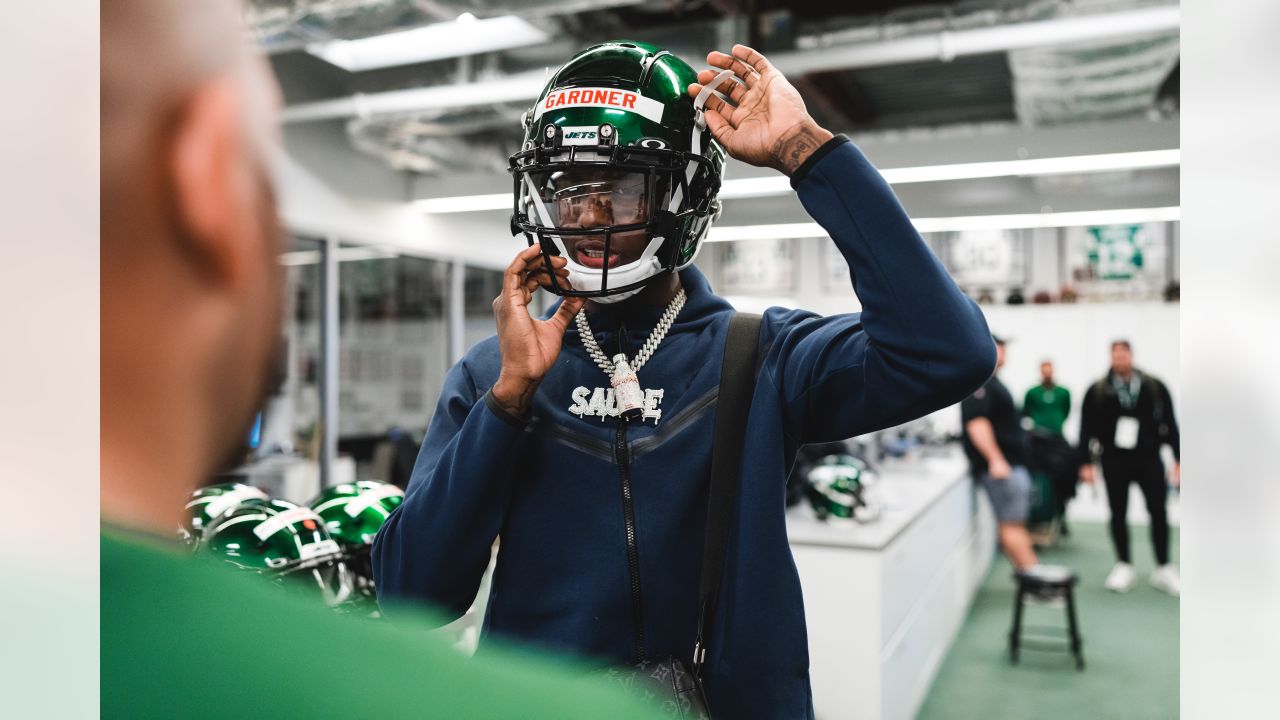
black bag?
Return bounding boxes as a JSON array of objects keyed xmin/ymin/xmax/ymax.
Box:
[{"xmin": 596, "ymin": 313, "xmax": 762, "ymax": 719}]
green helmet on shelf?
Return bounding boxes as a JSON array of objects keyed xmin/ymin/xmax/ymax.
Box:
[
  {"xmin": 804, "ymin": 454, "xmax": 883, "ymax": 523},
  {"xmin": 509, "ymin": 40, "xmax": 728, "ymax": 302},
  {"xmin": 309, "ymin": 479, "xmax": 404, "ymax": 549},
  {"xmin": 200, "ymin": 497, "xmax": 353, "ymax": 606},
  {"xmin": 309, "ymin": 479, "xmax": 404, "ymax": 604},
  {"xmin": 180, "ymin": 481, "xmax": 269, "ymax": 547}
]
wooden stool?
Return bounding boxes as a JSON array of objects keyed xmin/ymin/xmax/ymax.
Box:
[{"xmin": 1009, "ymin": 565, "xmax": 1084, "ymax": 670}]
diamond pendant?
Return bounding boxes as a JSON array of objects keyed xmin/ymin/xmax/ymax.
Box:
[{"xmin": 610, "ymin": 354, "xmax": 645, "ymax": 421}]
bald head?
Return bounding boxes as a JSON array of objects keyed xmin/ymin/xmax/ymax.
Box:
[
  {"xmin": 102, "ymin": 0, "xmax": 286, "ymax": 533},
  {"xmin": 105, "ymin": 0, "xmax": 239, "ymax": 176}
]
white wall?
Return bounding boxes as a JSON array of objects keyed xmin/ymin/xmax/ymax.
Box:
[
  {"xmin": 696, "ymin": 237, "xmax": 1179, "ymax": 444},
  {"xmin": 978, "ymin": 302, "xmax": 1179, "ymax": 444},
  {"xmin": 278, "ymin": 151, "xmax": 515, "ymax": 269}
]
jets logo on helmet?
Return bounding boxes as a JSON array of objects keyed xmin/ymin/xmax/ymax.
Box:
[
  {"xmin": 558, "ymin": 126, "xmax": 602, "ymax": 146},
  {"xmin": 509, "ymin": 41, "xmax": 727, "ymax": 302}
]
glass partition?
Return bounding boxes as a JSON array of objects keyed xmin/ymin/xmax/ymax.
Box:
[{"xmin": 337, "ymin": 251, "xmax": 450, "ymax": 481}]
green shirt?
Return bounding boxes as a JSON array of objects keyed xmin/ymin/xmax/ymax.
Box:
[
  {"xmin": 1023, "ymin": 383, "xmax": 1071, "ymax": 435},
  {"xmin": 101, "ymin": 528, "xmax": 660, "ymax": 719}
]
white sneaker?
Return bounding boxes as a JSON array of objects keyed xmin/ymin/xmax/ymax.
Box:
[
  {"xmin": 1104, "ymin": 562, "xmax": 1137, "ymax": 592},
  {"xmin": 1151, "ymin": 564, "xmax": 1181, "ymax": 597}
]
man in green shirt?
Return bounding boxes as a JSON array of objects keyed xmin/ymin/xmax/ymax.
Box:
[
  {"xmin": 1023, "ymin": 360, "xmax": 1071, "ymax": 435},
  {"xmin": 101, "ymin": 2, "xmax": 658, "ymax": 717},
  {"xmin": 1023, "ymin": 360, "xmax": 1076, "ymax": 535}
]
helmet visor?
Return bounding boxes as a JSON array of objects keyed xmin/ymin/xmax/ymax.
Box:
[
  {"xmin": 525, "ymin": 167, "xmax": 672, "ymax": 271},
  {"xmin": 277, "ymin": 556, "xmax": 355, "ymax": 606},
  {"xmin": 531, "ymin": 167, "xmax": 667, "ymax": 227}
]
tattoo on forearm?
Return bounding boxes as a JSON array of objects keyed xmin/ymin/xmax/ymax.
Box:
[
  {"xmin": 498, "ymin": 382, "xmax": 538, "ymax": 418},
  {"xmin": 770, "ymin": 123, "xmax": 831, "ymax": 176}
]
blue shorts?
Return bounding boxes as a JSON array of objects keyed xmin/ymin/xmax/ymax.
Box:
[{"xmin": 979, "ymin": 465, "xmax": 1032, "ymax": 523}]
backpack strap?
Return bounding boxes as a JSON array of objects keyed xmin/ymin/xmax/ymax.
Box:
[{"xmin": 692, "ymin": 312, "xmax": 762, "ymax": 681}]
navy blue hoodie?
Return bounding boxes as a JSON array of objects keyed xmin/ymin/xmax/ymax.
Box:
[{"xmin": 373, "ymin": 137, "xmax": 995, "ymax": 718}]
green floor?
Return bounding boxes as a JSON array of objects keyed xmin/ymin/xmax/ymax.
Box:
[{"xmin": 917, "ymin": 522, "xmax": 1179, "ymax": 720}]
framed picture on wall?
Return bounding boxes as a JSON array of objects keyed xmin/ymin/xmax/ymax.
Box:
[
  {"xmin": 720, "ymin": 238, "xmax": 796, "ymax": 295},
  {"xmin": 942, "ymin": 229, "xmax": 1029, "ymax": 289},
  {"xmin": 1066, "ymin": 223, "xmax": 1171, "ymax": 301}
]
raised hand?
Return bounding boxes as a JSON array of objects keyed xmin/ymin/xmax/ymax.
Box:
[
  {"xmin": 491, "ymin": 245, "xmax": 584, "ymax": 417},
  {"xmin": 687, "ymin": 44, "xmax": 834, "ymax": 176}
]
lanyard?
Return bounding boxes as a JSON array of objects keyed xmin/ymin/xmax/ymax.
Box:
[{"xmin": 1113, "ymin": 373, "xmax": 1141, "ymax": 411}]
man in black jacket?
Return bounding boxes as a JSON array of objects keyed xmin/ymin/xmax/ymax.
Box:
[{"xmin": 1079, "ymin": 340, "xmax": 1181, "ymax": 596}]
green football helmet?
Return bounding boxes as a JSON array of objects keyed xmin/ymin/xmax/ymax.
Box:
[
  {"xmin": 200, "ymin": 497, "xmax": 354, "ymax": 606},
  {"xmin": 804, "ymin": 454, "xmax": 883, "ymax": 523},
  {"xmin": 509, "ymin": 40, "xmax": 729, "ymax": 302},
  {"xmin": 309, "ymin": 480, "xmax": 404, "ymax": 601},
  {"xmin": 180, "ymin": 481, "xmax": 269, "ymax": 547}
]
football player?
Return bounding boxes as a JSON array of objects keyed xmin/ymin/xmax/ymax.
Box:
[{"xmin": 374, "ymin": 40, "xmax": 996, "ymax": 719}]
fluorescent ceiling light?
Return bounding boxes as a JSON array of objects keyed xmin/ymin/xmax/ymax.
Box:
[
  {"xmin": 718, "ymin": 149, "xmax": 1180, "ymax": 199},
  {"xmin": 416, "ymin": 193, "xmax": 510, "ymax": 214},
  {"xmin": 279, "ymin": 247, "xmax": 399, "ymax": 266},
  {"xmin": 909, "ymin": 207, "xmax": 1181, "ymax": 233},
  {"xmin": 415, "ymin": 150, "xmax": 1179, "ymax": 213},
  {"xmin": 706, "ymin": 207, "xmax": 1181, "ymax": 242},
  {"xmin": 881, "ymin": 149, "xmax": 1180, "ymax": 184},
  {"xmin": 707, "ymin": 223, "xmax": 827, "ymax": 242},
  {"xmin": 306, "ymin": 15, "xmax": 549, "ymax": 72}
]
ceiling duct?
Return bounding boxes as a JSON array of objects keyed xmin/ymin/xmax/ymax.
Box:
[
  {"xmin": 285, "ymin": 2, "xmax": 1178, "ymax": 124},
  {"xmin": 248, "ymin": 0, "xmax": 644, "ymax": 53},
  {"xmin": 419, "ymin": 0, "xmax": 645, "ymax": 17},
  {"xmin": 346, "ymin": 104, "xmax": 526, "ymax": 173},
  {"xmin": 1008, "ymin": 0, "xmax": 1179, "ymax": 125},
  {"xmin": 248, "ymin": 0, "xmax": 436, "ymax": 52},
  {"xmin": 780, "ymin": 0, "xmax": 1177, "ymax": 75},
  {"xmin": 276, "ymin": 0, "xmax": 1179, "ymax": 174}
]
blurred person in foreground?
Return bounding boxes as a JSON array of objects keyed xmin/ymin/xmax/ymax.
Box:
[
  {"xmin": 1079, "ymin": 340, "xmax": 1181, "ymax": 596},
  {"xmin": 100, "ymin": 2, "xmax": 659, "ymax": 717},
  {"xmin": 373, "ymin": 39, "xmax": 995, "ymax": 718},
  {"xmin": 1024, "ymin": 359, "xmax": 1077, "ymax": 536},
  {"xmin": 962, "ymin": 337, "xmax": 1042, "ymax": 574}
]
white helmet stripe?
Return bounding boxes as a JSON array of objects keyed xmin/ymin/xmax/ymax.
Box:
[
  {"xmin": 344, "ymin": 484, "xmax": 405, "ymax": 517},
  {"xmin": 254, "ymin": 507, "xmax": 324, "ymax": 541}
]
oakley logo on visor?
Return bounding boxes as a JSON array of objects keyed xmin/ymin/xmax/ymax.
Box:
[{"xmin": 534, "ymin": 87, "xmax": 665, "ymax": 124}]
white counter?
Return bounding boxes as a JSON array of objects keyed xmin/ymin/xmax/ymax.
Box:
[{"xmin": 789, "ymin": 448, "xmax": 996, "ymax": 720}]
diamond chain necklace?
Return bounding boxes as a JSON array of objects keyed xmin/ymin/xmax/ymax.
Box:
[
  {"xmin": 575, "ymin": 289, "xmax": 686, "ymax": 421},
  {"xmin": 575, "ymin": 289, "xmax": 686, "ymax": 375}
]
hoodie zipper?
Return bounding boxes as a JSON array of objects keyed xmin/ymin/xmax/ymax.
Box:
[
  {"xmin": 616, "ymin": 416, "xmax": 647, "ymax": 664},
  {"xmin": 612, "ymin": 318, "xmax": 646, "ymax": 663}
]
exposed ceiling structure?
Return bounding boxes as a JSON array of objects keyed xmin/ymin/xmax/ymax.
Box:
[{"xmin": 262, "ymin": 0, "xmax": 1179, "ymax": 177}]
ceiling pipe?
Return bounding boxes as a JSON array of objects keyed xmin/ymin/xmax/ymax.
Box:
[
  {"xmin": 282, "ymin": 69, "xmax": 547, "ymax": 123},
  {"xmin": 282, "ymin": 4, "xmax": 1179, "ymax": 124},
  {"xmin": 771, "ymin": 5, "xmax": 1179, "ymax": 75}
]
